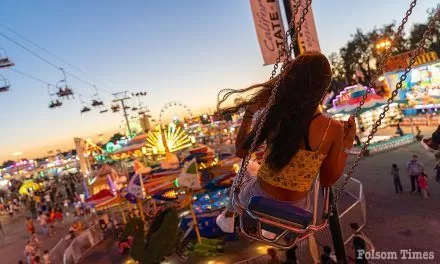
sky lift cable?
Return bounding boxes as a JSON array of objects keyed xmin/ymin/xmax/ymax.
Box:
[
  {"xmin": 8, "ymin": 68, "xmax": 93, "ymax": 97},
  {"xmin": 0, "ymin": 31, "xmax": 112, "ymax": 95},
  {"xmin": 8, "ymin": 68, "xmax": 51, "ymax": 85},
  {"xmin": 0, "ymin": 22, "xmax": 114, "ymax": 92}
]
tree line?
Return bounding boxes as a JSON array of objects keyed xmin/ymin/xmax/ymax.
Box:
[{"xmin": 328, "ymin": 8, "xmax": 439, "ymax": 92}]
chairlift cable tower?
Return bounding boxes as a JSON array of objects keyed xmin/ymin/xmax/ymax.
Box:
[{"xmin": 112, "ymin": 91, "xmax": 134, "ymax": 137}]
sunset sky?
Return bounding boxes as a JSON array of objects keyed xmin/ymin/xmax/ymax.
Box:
[{"xmin": 0, "ymin": 0, "xmax": 436, "ymax": 162}]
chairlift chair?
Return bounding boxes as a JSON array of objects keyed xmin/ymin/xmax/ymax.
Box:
[
  {"xmin": 81, "ymin": 106, "xmax": 91, "ymax": 114},
  {"xmin": 91, "ymin": 99, "xmax": 104, "ymax": 107},
  {"xmin": 0, "ymin": 74, "xmax": 11, "ymax": 93},
  {"xmin": 0, "ymin": 48, "xmax": 15, "ymax": 69},
  {"xmin": 79, "ymin": 94, "xmax": 91, "ymax": 114},
  {"xmin": 99, "ymin": 105, "xmax": 108, "ymax": 114},
  {"xmin": 91, "ymin": 86, "xmax": 104, "ymax": 107},
  {"xmin": 56, "ymin": 68, "xmax": 74, "ymax": 99},
  {"xmin": 47, "ymin": 84, "xmax": 62, "ymax": 108},
  {"xmin": 111, "ymin": 104, "xmax": 120, "ymax": 113},
  {"xmin": 48, "ymin": 100, "xmax": 62, "ymax": 108}
]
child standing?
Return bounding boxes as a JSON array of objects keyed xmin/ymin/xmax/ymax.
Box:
[
  {"xmin": 418, "ymin": 172, "xmax": 429, "ymax": 199},
  {"xmin": 391, "ymin": 164, "xmax": 403, "ymax": 193}
]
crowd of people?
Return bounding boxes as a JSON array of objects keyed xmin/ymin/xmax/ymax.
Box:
[{"xmin": 18, "ymin": 174, "xmax": 83, "ymax": 264}]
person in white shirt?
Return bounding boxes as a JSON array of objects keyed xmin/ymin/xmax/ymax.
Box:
[
  {"xmin": 24, "ymin": 241, "xmax": 35, "ymax": 264},
  {"xmin": 42, "ymin": 249, "xmax": 51, "ymax": 264},
  {"xmin": 38, "ymin": 212, "xmax": 50, "ymax": 237},
  {"xmin": 44, "ymin": 193, "xmax": 52, "ymax": 208}
]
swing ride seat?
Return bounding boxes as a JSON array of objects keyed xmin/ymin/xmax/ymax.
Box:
[
  {"xmin": 247, "ymin": 196, "xmax": 313, "ymax": 228},
  {"xmin": 233, "ymin": 177, "xmax": 329, "ymax": 249},
  {"xmin": 0, "ymin": 58, "xmax": 14, "ymax": 68}
]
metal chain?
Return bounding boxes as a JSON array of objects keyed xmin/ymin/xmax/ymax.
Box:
[
  {"xmin": 352, "ymin": 0, "xmax": 418, "ymax": 119},
  {"xmin": 233, "ymin": 0, "xmax": 312, "ymax": 192},
  {"xmin": 326, "ymin": 5, "xmax": 440, "ymax": 218}
]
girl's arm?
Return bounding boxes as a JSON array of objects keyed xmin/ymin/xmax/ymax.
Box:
[
  {"xmin": 320, "ymin": 121, "xmax": 347, "ymax": 187},
  {"xmin": 320, "ymin": 117, "xmax": 356, "ymax": 187}
]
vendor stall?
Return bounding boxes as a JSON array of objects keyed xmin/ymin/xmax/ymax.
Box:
[{"xmin": 328, "ymin": 84, "xmax": 403, "ymax": 132}]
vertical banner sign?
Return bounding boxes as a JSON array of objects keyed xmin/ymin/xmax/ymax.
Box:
[
  {"xmin": 290, "ymin": 0, "xmax": 321, "ymax": 54},
  {"xmin": 250, "ymin": 0, "xmax": 288, "ymax": 65}
]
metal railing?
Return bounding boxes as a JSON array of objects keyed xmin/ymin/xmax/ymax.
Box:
[
  {"xmin": 50, "ymin": 236, "xmax": 72, "ymax": 264},
  {"xmin": 350, "ymin": 134, "xmax": 415, "ymax": 155},
  {"xmin": 62, "ymin": 225, "xmax": 104, "ymax": 264},
  {"xmin": 236, "ymin": 176, "xmax": 366, "ymax": 264}
]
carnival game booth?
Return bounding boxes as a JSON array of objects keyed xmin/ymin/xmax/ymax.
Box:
[
  {"xmin": 328, "ymin": 84, "xmax": 403, "ymax": 132},
  {"xmin": 85, "ymin": 189, "xmax": 121, "ymax": 211},
  {"xmin": 328, "ymin": 84, "xmax": 412, "ymax": 154},
  {"xmin": 383, "ymin": 51, "xmax": 440, "ymax": 126},
  {"xmin": 87, "ymin": 164, "xmax": 126, "ymax": 196},
  {"xmin": 108, "ymin": 133, "xmax": 148, "ymax": 161}
]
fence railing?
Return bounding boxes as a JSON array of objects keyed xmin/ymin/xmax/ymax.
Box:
[
  {"xmin": 236, "ymin": 176, "xmax": 366, "ymax": 264},
  {"xmin": 60, "ymin": 225, "xmax": 104, "ymax": 264},
  {"xmin": 350, "ymin": 134, "xmax": 415, "ymax": 155},
  {"xmin": 50, "ymin": 236, "xmax": 72, "ymax": 264}
]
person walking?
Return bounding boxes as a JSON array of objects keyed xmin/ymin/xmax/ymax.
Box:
[
  {"xmin": 0, "ymin": 220, "xmax": 4, "ymax": 235},
  {"xmin": 391, "ymin": 164, "xmax": 403, "ymax": 193},
  {"xmin": 37, "ymin": 212, "xmax": 50, "ymax": 237},
  {"xmin": 320, "ymin": 245, "xmax": 337, "ymax": 264},
  {"xmin": 26, "ymin": 217, "xmax": 35, "ymax": 237},
  {"xmin": 407, "ymin": 155, "xmax": 424, "ymax": 194},
  {"xmin": 24, "ymin": 241, "xmax": 35, "ymax": 264},
  {"xmin": 418, "ymin": 172, "xmax": 429, "ymax": 199},
  {"xmin": 434, "ymin": 159, "xmax": 440, "ymax": 183},
  {"xmin": 350, "ymin": 223, "xmax": 374, "ymax": 264}
]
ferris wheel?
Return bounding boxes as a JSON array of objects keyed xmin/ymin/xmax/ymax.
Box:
[{"xmin": 158, "ymin": 101, "xmax": 193, "ymax": 125}]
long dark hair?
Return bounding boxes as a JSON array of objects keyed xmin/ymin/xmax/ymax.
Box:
[{"xmin": 217, "ymin": 52, "xmax": 332, "ymax": 171}]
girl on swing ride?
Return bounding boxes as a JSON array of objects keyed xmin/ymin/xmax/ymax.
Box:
[{"xmin": 216, "ymin": 52, "xmax": 356, "ymax": 236}]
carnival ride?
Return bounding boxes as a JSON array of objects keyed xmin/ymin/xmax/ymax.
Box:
[{"xmin": 158, "ymin": 101, "xmax": 193, "ymax": 125}]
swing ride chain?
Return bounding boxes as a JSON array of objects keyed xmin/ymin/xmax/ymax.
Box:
[
  {"xmin": 327, "ymin": 6, "xmax": 440, "ymax": 218},
  {"xmin": 351, "ymin": 0, "xmax": 418, "ymax": 120},
  {"xmin": 234, "ymin": 0, "xmax": 312, "ymax": 192}
]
